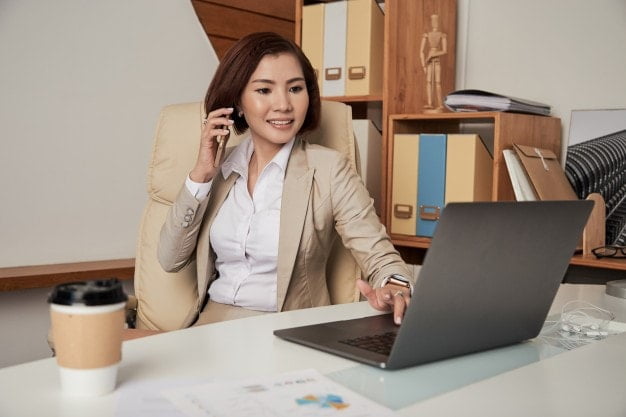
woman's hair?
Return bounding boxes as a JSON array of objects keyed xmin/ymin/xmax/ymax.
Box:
[{"xmin": 203, "ymin": 32, "xmax": 320, "ymax": 135}]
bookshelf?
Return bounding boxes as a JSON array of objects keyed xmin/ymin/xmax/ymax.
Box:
[
  {"xmin": 295, "ymin": 0, "xmax": 457, "ymax": 220},
  {"xmin": 386, "ymin": 112, "xmax": 562, "ymax": 248},
  {"xmin": 293, "ymin": 1, "xmax": 626, "ymax": 279}
]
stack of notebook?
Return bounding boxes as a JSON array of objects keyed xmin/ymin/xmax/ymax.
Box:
[{"xmin": 444, "ymin": 89, "xmax": 551, "ymax": 116}]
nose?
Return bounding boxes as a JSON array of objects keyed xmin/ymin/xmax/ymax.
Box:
[{"xmin": 273, "ymin": 89, "xmax": 293, "ymax": 112}]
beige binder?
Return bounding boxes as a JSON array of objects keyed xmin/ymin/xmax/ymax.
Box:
[
  {"xmin": 302, "ymin": 3, "xmax": 325, "ymax": 94},
  {"xmin": 391, "ymin": 134, "xmax": 419, "ymax": 235},
  {"xmin": 353, "ymin": 119, "xmax": 382, "ymax": 214},
  {"xmin": 445, "ymin": 134, "xmax": 493, "ymax": 203},
  {"xmin": 345, "ymin": 0, "xmax": 384, "ymax": 96}
]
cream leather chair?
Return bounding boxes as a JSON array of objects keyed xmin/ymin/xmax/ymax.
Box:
[{"xmin": 132, "ymin": 100, "xmax": 363, "ymax": 330}]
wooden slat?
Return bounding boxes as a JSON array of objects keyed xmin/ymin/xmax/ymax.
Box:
[
  {"xmin": 192, "ymin": 1, "xmax": 294, "ymax": 59},
  {"xmin": 195, "ymin": 0, "xmax": 295, "ymax": 21},
  {"xmin": 209, "ymin": 36, "xmax": 238, "ymax": 60},
  {"xmin": 0, "ymin": 259, "xmax": 135, "ymax": 292},
  {"xmin": 570, "ymin": 254, "xmax": 626, "ymax": 271}
]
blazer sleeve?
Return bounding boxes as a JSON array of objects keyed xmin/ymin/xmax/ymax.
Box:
[
  {"xmin": 157, "ymin": 184, "xmax": 210, "ymax": 273},
  {"xmin": 329, "ymin": 154, "xmax": 414, "ymax": 288}
]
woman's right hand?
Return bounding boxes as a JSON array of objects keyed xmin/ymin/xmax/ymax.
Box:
[{"xmin": 189, "ymin": 107, "xmax": 234, "ymax": 183}]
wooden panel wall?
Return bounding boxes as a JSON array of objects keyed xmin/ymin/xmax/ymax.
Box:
[{"xmin": 192, "ymin": 0, "xmax": 296, "ymax": 59}]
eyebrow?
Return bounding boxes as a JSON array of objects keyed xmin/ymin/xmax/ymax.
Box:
[{"xmin": 250, "ymin": 77, "xmax": 305, "ymax": 84}]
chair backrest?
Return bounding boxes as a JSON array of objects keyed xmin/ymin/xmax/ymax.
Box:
[{"xmin": 134, "ymin": 100, "xmax": 362, "ymax": 330}]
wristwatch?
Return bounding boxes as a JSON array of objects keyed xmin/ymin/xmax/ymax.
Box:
[{"xmin": 383, "ymin": 274, "xmax": 412, "ymax": 294}]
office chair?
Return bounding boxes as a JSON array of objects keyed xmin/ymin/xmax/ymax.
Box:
[{"xmin": 131, "ymin": 100, "xmax": 363, "ymax": 331}]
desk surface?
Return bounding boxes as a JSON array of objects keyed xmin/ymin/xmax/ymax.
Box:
[{"xmin": 1, "ymin": 284, "xmax": 626, "ymax": 417}]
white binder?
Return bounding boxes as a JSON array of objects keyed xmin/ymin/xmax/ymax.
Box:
[{"xmin": 322, "ymin": 1, "xmax": 347, "ymax": 97}]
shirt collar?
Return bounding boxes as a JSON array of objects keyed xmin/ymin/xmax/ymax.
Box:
[{"xmin": 221, "ymin": 136, "xmax": 295, "ymax": 179}]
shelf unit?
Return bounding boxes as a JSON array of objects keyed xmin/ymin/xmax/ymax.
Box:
[
  {"xmin": 293, "ymin": 1, "xmax": 625, "ymax": 278},
  {"xmin": 295, "ymin": 0, "xmax": 457, "ymax": 216},
  {"xmin": 385, "ymin": 112, "xmax": 562, "ymax": 248}
]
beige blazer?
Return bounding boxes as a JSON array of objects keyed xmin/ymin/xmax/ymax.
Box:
[{"xmin": 158, "ymin": 137, "xmax": 412, "ymax": 327}]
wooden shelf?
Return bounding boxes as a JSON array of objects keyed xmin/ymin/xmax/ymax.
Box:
[
  {"xmin": 391, "ymin": 235, "xmax": 431, "ymax": 249},
  {"xmin": 0, "ymin": 259, "xmax": 135, "ymax": 292},
  {"xmin": 322, "ymin": 95, "xmax": 382, "ymax": 103},
  {"xmin": 384, "ymin": 111, "xmax": 562, "ymax": 234},
  {"xmin": 570, "ymin": 254, "xmax": 626, "ymax": 271}
]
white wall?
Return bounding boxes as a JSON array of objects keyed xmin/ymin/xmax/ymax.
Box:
[
  {"xmin": 0, "ymin": 0, "xmax": 218, "ymax": 368},
  {"xmin": 0, "ymin": 0, "xmax": 218, "ymax": 268},
  {"xmin": 458, "ymin": 0, "xmax": 626, "ymax": 148}
]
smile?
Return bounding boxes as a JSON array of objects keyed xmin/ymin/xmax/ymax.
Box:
[{"xmin": 268, "ymin": 120, "xmax": 293, "ymax": 127}]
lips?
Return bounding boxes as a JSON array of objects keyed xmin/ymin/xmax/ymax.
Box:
[{"xmin": 268, "ymin": 119, "xmax": 294, "ymax": 128}]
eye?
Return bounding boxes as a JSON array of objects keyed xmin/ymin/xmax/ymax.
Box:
[
  {"xmin": 289, "ymin": 85, "xmax": 304, "ymax": 93},
  {"xmin": 255, "ymin": 88, "xmax": 271, "ymax": 95}
]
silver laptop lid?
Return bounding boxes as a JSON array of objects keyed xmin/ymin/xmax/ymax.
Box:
[{"xmin": 388, "ymin": 200, "xmax": 592, "ymax": 368}]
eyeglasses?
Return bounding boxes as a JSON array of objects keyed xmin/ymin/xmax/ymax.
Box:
[{"xmin": 591, "ymin": 245, "xmax": 626, "ymax": 259}]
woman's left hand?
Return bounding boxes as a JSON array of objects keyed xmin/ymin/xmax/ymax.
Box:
[{"xmin": 356, "ymin": 280, "xmax": 411, "ymax": 326}]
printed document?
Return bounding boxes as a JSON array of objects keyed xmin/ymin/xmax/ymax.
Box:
[{"xmin": 163, "ymin": 368, "xmax": 397, "ymax": 417}]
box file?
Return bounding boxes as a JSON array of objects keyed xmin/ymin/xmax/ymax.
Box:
[
  {"xmin": 416, "ymin": 134, "xmax": 447, "ymax": 237},
  {"xmin": 322, "ymin": 1, "xmax": 347, "ymax": 97},
  {"xmin": 345, "ymin": 0, "xmax": 384, "ymax": 96},
  {"xmin": 301, "ymin": 3, "xmax": 325, "ymax": 94},
  {"xmin": 445, "ymin": 134, "xmax": 493, "ymax": 203},
  {"xmin": 390, "ymin": 134, "xmax": 419, "ymax": 235},
  {"xmin": 353, "ymin": 119, "xmax": 382, "ymax": 214}
]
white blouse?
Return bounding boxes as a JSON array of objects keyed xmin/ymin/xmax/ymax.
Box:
[{"xmin": 185, "ymin": 137, "xmax": 295, "ymax": 312}]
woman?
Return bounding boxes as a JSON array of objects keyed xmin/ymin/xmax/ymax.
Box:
[{"xmin": 158, "ymin": 32, "xmax": 414, "ymax": 327}]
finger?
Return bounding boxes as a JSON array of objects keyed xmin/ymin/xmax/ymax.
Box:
[
  {"xmin": 202, "ymin": 119, "xmax": 233, "ymax": 136},
  {"xmin": 357, "ymin": 280, "xmax": 386, "ymax": 311},
  {"xmin": 206, "ymin": 107, "xmax": 234, "ymax": 120},
  {"xmin": 356, "ymin": 279, "xmax": 375, "ymax": 300},
  {"xmin": 392, "ymin": 291, "xmax": 407, "ymax": 325}
]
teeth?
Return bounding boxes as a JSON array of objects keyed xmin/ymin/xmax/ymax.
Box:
[{"xmin": 270, "ymin": 120, "xmax": 291, "ymax": 125}]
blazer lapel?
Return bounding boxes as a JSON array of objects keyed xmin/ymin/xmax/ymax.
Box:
[
  {"xmin": 277, "ymin": 139, "xmax": 314, "ymax": 311},
  {"xmin": 196, "ymin": 170, "xmax": 238, "ymax": 298}
]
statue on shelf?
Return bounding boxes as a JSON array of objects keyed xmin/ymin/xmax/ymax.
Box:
[{"xmin": 420, "ymin": 14, "xmax": 447, "ymax": 113}]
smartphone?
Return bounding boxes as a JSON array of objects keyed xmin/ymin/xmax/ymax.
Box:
[{"xmin": 214, "ymin": 129, "xmax": 226, "ymax": 164}]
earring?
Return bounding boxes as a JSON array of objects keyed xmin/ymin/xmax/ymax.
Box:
[{"xmin": 238, "ymin": 110, "xmax": 244, "ymax": 117}]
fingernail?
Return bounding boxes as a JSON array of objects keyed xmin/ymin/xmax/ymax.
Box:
[
  {"xmin": 395, "ymin": 316, "xmax": 402, "ymax": 325},
  {"xmin": 384, "ymin": 294, "xmax": 391, "ymax": 300}
]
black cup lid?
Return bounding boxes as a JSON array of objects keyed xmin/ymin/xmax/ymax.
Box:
[{"xmin": 48, "ymin": 278, "xmax": 128, "ymax": 306}]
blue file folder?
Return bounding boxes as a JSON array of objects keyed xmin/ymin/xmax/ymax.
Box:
[{"xmin": 416, "ymin": 134, "xmax": 447, "ymax": 237}]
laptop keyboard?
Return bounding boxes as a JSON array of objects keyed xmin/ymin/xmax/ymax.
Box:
[{"xmin": 339, "ymin": 331, "xmax": 397, "ymax": 355}]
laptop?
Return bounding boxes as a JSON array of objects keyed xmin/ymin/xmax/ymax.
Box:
[{"xmin": 274, "ymin": 200, "xmax": 593, "ymax": 369}]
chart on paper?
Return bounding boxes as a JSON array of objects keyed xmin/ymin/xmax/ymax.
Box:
[{"xmin": 162, "ymin": 368, "xmax": 397, "ymax": 417}]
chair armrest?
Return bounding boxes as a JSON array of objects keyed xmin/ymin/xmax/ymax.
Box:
[{"xmin": 125, "ymin": 295, "xmax": 138, "ymax": 329}]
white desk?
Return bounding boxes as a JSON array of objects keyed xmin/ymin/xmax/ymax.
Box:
[{"xmin": 1, "ymin": 284, "xmax": 625, "ymax": 417}]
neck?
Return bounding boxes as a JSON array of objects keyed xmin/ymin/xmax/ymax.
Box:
[{"xmin": 249, "ymin": 140, "xmax": 285, "ymax": 175}]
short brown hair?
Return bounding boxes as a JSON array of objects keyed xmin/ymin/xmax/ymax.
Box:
[{"xmin": 203, "ymin": 32, "xmax": 320, "ymax": 135}]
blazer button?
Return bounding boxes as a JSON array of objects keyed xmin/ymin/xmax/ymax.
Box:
[
  {"xmin": 182, "ymin": 221, "xmax": 190, "ymax": 228},
  {"xmin": 186, "ymin": 208, "xmax": 194, "ymax": 215},
  {"xmin": 184, "ymin": 215, "xmax": 192, "ymax": 222}
]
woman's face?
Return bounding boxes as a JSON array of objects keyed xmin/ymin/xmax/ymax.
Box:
[{"xmin": 239, "ymin": 53, "xmax": 309, "ymax": 149}]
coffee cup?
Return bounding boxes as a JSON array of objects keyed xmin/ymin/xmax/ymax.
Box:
[{"xmin": 48, "ymin": 279, "xmax": 127, "ymax": 396}]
